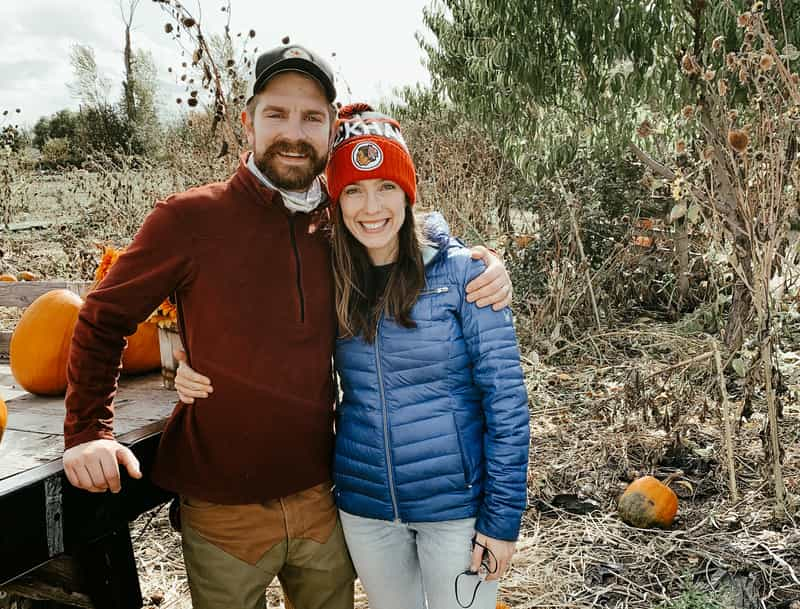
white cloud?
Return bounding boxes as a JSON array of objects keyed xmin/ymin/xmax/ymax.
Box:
[{"xmin": 0, "ymin": 0, "xmax": 432, "ymax": 127}]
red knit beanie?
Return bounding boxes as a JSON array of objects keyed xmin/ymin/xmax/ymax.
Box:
[{"xmin": 326, "ymin": 103, "xmax": 417, "ymax": 206}]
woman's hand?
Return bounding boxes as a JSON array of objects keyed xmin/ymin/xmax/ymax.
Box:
[
  {"xmin": 470, "ymin": 532, "xmax": 516, "ymax": 581},
  {"xmin": 466, "ymin": 246, "xmax": 512, "ymax": 310},
  {"xmin": 173, "ymin": 349, "xmax": 213, "ymax": 404}
]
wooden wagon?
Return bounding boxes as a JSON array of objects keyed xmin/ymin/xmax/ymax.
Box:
[{"xmin": 0, "ymin": 281, "xmax": 176, "ymax": 608}]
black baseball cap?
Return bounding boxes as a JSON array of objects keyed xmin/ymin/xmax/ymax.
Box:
[{"xmin": 247, "ymin": 44, "xmax": 337, "ymax": 103}]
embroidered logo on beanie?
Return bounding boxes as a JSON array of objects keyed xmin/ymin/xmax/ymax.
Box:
[{"xmin": 352, "ymin": 142, "xmax": 383, "ymax": 171}]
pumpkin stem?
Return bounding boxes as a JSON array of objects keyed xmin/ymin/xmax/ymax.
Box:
[{"xmin": 663, "ymin": 470, "xmax": 684, "ymax": 486}]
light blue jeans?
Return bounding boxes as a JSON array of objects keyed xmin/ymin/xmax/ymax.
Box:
[{"xmin": 339, "ymin": 510, "xmax": 498, "ymax": 609}]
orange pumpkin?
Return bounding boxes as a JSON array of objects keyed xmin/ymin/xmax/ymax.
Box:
[
  {"xmin": 0, "ymin": 274, "xmax": 18, "ymax": 282},
  {"xmin": 10, "ymin": 289, "xmax": 83, "ymax": 395},
  {"xmin": 17, "ymin": 271, "xmax": 37, "ymax": 281},
  {"xmin": 0, "ymin": 398, "xmax": 7, "ymax": 446},
  {"xmin": 121, "ymin": 322, "xmax": 161, "ymax": 374},
  {"xmin": 618, "ymin": 473, "xmax": 680, "ymax": 528}
]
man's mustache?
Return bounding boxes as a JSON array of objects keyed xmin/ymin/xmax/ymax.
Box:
[{"xmin": 265, "ymin": 140, "xmax": 317, "ymax": 158}]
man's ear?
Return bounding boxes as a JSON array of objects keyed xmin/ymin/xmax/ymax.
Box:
[{"xmin": 241, "ymin": 110, "xmax": 254, "ymax": 149}]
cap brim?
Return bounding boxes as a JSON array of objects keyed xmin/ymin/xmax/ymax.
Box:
[{"xmin": 252, "ymin": 58, "xmax": 336, "ymax": 102}]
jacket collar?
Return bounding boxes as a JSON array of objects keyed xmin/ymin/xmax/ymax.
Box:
[{"xmin": 420, "ymin": 212, "xmax": 451, "ymax": 267}]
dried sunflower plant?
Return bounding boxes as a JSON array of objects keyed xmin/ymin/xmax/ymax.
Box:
[
  {"xmin": 0, "ymin": 108, "xmax": 31, "ymax": 228},
  {"xmin": 154, "ymin": 0, "xmax": 258, "ymax": 156},
  {"xmin": 668, "ymin": 2, "xmax": 800, "ymax": 517}
]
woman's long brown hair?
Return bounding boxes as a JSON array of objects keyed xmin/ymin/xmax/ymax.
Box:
[{"xmin": 332, "ymin": 202, "xmax": 426, "ymax": 343}]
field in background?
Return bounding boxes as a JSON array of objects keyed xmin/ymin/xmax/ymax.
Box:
[{"xmin": 2, "ymin": 147, "xmax": 799, "ymax": 609}]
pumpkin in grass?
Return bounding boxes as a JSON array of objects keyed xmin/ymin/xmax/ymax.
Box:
[
  {"xmin": 10, "ymin": 289, "xmax": 83, "ymax": 395},
  {"xmin": 17, "ymin": 271, "xmax": 37, "ymax": 281},
  {"xmin": 121, "ymin": 322, "xmax": 161, "ymax": 374},
  {"xmin": 0, "ymin": 274, "xmax": 17, "ymax": 282},
  {"xmin": 618, "ymin": 472, "xmax": 681, "ymax": 528},
  {"xmin": 0, "ymin": 398, "xmax": 7, "ymax": 446}
]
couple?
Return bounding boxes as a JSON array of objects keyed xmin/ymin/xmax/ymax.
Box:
[{"xmin": 62, "ymin": 43, "xmax": 530, "ymax": 609}]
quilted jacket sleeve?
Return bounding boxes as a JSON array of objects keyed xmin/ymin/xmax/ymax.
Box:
[{"xmin": 457, "ymin": 252, "xmax": 530, "ymax": 541}]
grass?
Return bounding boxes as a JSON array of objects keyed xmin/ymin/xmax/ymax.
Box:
[{"xmin": 658, "ymin": 587, "xmax": 725, "ymax": 609}]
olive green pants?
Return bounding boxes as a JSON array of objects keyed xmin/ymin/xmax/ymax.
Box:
[{"xmin": 180, "ymin": 491, "xmax": 355, "ymax": 609}]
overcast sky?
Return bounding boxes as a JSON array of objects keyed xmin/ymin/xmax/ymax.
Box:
[{"xmin": 0, "ymin": 0, "xmax": 433, "ymax": 128}]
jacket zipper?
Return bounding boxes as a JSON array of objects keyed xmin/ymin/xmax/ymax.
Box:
[
  {"xmin": 375, "ymin": 317, "xmax": 400, "ymax": 521},
  {"xmin": 419, "ymin": 286, "xmax": 450, "ymax": 296},
  {"xmin": 287, "ymin": 215, "xmax": 306, "ymax": 323}
]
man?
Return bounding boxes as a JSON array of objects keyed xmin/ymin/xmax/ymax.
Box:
[{"xmin": 62, "ymin": 44, "xmax": 512, "ymax": 609}]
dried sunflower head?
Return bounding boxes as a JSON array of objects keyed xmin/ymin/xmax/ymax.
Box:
[
  {"xmin": 760, "ymin": 54, "xmax": 775, "ymax": 71},
  {"xmin": 682, "ymin": 52, "xmax": 700, "ymax": 75},
  {"xmin": 728, "ymin": 129, "xmax": 750, "ymax": 153},
  {"xmin": 737, "ymin": 12, "xmax": 751, "ymax": 27}
]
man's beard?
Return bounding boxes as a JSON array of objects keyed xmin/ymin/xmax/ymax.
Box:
[{"xmin": 255, "ymin": 140, "xmax": 328, "ymax": 191}]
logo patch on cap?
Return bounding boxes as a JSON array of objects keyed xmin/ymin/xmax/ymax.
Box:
[
  {"xmin": 283, "ymin": 47, "xmax": 312, "ymax": 61},
  {"xmin": 352, "ymin": 142, "xmax": 383, "ymax": 171}
]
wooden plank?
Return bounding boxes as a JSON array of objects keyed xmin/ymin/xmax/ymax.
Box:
[
  {"xmin": 0, "ymin": 373, "xmax": 175, "ymax": 480},
  {"xmin": 0, "ymin": 364, "xmax": 31, "ymax": 400},
  {"xmin": 0, "ymin": 556, "xmax": 93, "ymax": 608},
  {"xmin": 0, "ymin": 331, "xmax": 12, "ymax": 360},
  {"xmin": 0, "ymin": 364, "xmax": 17, "ymax": 385},
  {"xmin": 0, "ymin": 430, "xmax": 64, "ymax": 479},
  {"xmin": 0, "ymin": 281, "xmax": 91, "ymax": 308}
]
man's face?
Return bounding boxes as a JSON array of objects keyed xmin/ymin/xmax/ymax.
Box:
[{"xmin": 243, "ymin": 72, "xmax": 332, "ymax": 191}]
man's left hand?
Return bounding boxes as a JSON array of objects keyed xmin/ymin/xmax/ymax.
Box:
[{"xmin": 467, "ymin": 246, "xmax": 512, "ymax": 310}]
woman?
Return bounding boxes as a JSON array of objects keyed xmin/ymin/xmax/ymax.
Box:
[{"xmin": 175, "ymin": 104, "xmax": 530, "ymax": 609}]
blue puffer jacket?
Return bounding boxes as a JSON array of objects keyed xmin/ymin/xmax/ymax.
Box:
[{"xmin": 333, "ymin": 215, "xmax": 530, "ymax": 541}]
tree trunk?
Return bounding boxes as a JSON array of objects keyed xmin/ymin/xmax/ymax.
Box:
[
  {"xmin": 123, "ymin": 24, "xmax": 136, "ymax": 123},
  {"xmin": 674, "ymin": 217, "xmax": 690, "ymax": 311},
  {"xmin": 724, "ymin": 236, "xmax": 754, "ymax": 350}
]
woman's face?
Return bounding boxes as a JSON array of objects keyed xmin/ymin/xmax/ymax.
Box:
[{"xmin": 339, "ymin": 178, "xmax": 406, "ymax": 265}]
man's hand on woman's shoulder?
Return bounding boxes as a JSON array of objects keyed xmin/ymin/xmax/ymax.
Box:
[{"xmin": 467, "ymin": 246, "xmax": 513, "ymax": 310}]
